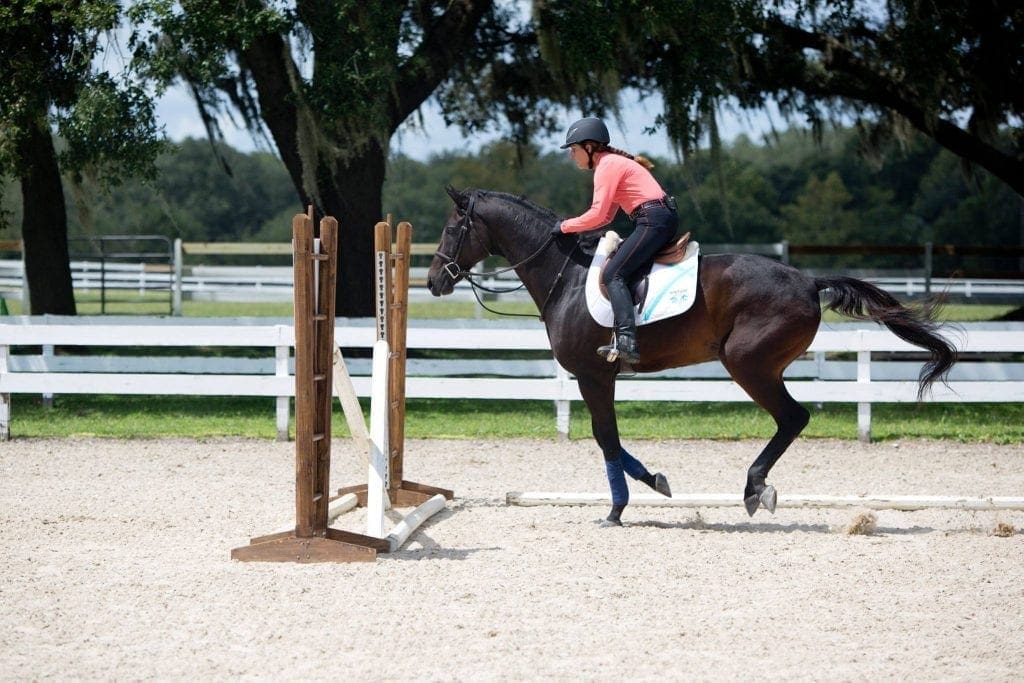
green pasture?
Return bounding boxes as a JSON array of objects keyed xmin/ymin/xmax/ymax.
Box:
[{"xmin": 6, "ymin": 395, "xmax": 1023, "ymax": 444}]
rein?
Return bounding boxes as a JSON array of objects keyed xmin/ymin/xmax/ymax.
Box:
[{"xmin": 434, "ymin": 192, "xmax": 578, "ymax": 320}]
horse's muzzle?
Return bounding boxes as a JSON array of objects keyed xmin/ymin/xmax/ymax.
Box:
[{"xmin": 426, "ymin": 268, "xmax": 455, "ymax": 297}]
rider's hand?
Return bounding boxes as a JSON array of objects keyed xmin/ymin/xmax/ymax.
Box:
[{"xmin": 551, "ymin": 220, "xmax": 564, "ymax": 236}]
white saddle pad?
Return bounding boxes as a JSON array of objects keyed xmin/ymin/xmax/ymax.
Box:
[{"xmin": 585, "ymin": 231, "xmax": 700, "ymax": 328}]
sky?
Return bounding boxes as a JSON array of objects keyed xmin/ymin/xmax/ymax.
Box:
[{"xmin": 155, "ymin": 84, "xmax": 781, "ymax": 161}]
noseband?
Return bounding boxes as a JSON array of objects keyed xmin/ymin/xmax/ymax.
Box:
[{"xmin": 434, "ymin": 192, "xmax": 480, "ymax": 282}]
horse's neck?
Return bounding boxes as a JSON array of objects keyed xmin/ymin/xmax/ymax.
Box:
[{"xmin": 483, "ymin": 204, "xmax": 585, "ymax": 311}]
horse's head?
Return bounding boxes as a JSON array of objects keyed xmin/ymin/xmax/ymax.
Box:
[{"xmin": 427, "ymin": 186, "xmax": 494, "ymax": 296}]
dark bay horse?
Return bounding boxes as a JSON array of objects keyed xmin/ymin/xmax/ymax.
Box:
[{"xmin": 426, "ymin": 188, "xmax": 957, "ymax": 524}]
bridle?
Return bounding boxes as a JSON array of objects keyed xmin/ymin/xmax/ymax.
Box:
[{"xmin": 433, "ymin": 191, "xmax": 578, "ymax": 319}]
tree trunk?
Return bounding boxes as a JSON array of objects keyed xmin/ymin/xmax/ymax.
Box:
[
  {"xmin": 18, "ymin": 116, "xmax": 76, "ymax": 315},
  {"xmin": 236, "ymin": 2, "xmax": 492, "ymax": 315},
  {"xmin": 242, "ymin": 35, "xmax": 381, "ymax": 317},
  {"xmin": 320, "ymin": 139, "xmax": 387, "ymax": 318}
]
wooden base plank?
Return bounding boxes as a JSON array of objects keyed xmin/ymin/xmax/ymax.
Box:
[
  {"xmin": 230, "ymin": 533, "xmax": 378, "ymax": 563},
  {"xmin": 325, "ymin": 528, "xmax": 390, "ymax": 552},
  {"xmin": 400, "ymin": 480, "xmax": 455, "ymax": 500},
  {"xmin": 337, "ymin": 480, "xmax": 454, "ymax": 507}
]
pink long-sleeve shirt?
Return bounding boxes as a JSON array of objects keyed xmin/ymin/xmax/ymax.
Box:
[{"xmin": 560, "ymin": 152, "xmax": 665, "ymax": 233}]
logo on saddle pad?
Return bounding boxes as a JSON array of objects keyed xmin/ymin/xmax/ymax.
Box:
[{"xmin": 586, "ymin": 231, "xmax": 700, "ymax": 328}]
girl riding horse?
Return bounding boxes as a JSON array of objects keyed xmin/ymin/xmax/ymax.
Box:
[
  {"xmin": 428, "ymin": 125, "xmax": 956, "ymax": 528},
  {"xmin": 556, "ymin": 117, "xmax": 679, "ymax": 366}
]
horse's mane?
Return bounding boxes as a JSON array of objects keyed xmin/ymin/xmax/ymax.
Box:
[
  {"xmin": 476, "ymin": 189, "xmax": 558, "ymax": 230},
  {"xmin": 473, "ymin": 189, "xmax": 597, "ymax": 261}
]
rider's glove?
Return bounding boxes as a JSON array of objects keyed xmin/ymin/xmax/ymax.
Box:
[{"xmin": 551, "ymin": 220, "xmax": 564, "ymax": 236}]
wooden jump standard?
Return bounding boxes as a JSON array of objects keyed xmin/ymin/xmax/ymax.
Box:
[
  {"xmin": 231, "ymin": 213, "xmax": 451, "ymax": 563},
  {"xmin": 231, "ymin": 213, "xmax": 386, "ymax": 562}
]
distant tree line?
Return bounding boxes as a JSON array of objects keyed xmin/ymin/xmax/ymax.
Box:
[{"xmin": 2, "ymin": 125, "xmax": 1019, "ymax": 276}]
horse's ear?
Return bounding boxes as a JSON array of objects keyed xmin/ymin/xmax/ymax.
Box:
[{"xmin": 445, "ymin": 185, "xmax": 468, "ymax": 210}]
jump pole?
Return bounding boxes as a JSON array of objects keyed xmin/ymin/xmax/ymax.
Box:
[
  {"xmin": 231, "ymin": 212, "xmax": 389, "ymax": 563},
  {"xmin": 506, "ymin": 491, "xmax": 1024, "ymax": 512}
]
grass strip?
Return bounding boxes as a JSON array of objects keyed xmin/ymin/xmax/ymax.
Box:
[{"xmin": 6, "ymin": 395, "xmax": 1022, "ymax": 444}]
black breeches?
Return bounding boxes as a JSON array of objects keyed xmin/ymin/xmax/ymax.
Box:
[{"xmin": 600, "ymin": 205, "xmax": 678, "ymax": 290}]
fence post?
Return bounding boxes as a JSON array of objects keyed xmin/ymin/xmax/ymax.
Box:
[
  {"xmin": 275, "ymin": 341, "xmax": 290, "ymax": 441},
  {"xmin": 42, "ymin": 344, "xmax": 54, "ymax": 409},
  {"xmin": 173, "ymin": 238, "xmax": 183, "ymax": 316},
  {"xmin": 813, "ymin": 351, "xmax": 825, "ymax": 410},
  {"xmin": 20, "ymin": 245, "xmax": 29, "ymax": 313},
  {"xmin": 924, "ymin": 241, "xmax": 933, "ymax": 296},
  {"xmin": 554, "ymin": 362, "xmax": 571, "ymax": 439},
  {"xmin": 780, "ymin": 240, "xmax": 790, "ymax": 265},
  {"xmin": 857, "ymin": 332, "xmax": 871, "ymax": 442},
  {"xmin": 99, "ymin": 241, "xmax": 108, "ymax": 314},
  {"xmin": 0, "ymin": 343, "xmax": 9, "ymax": 441}
]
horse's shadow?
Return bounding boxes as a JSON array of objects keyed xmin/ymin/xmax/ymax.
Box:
[
  {"xmin": 388, "ymin": 545, "xmax": 500, "ymax": 561},
  {"xmin": 378, "ymin": 503, "xmax": 944, "ymax": 562},
  {"xmin": 382, "ymin": 507, "xmax": 504, "ymax": 561}
]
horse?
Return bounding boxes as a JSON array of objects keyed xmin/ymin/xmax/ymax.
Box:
[{"xmin": 426, "ymin": 187, "xmax": 957, "ymax": 525}]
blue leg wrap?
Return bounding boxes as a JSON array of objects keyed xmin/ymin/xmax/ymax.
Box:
[
  {"xmin": 619, "ymin": 448, "xmax": 650, "ymax": 480},
  {"xmin": 605, "ymin": 458, "xmax": 629, "ymax": 506}
]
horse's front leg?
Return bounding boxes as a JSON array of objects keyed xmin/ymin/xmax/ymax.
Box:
[{"xmin": 576, "ymin": 373, "xmax": 671, "ymax": 527}]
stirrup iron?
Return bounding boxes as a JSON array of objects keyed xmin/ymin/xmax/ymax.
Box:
[{"xmin": 598, "ymin": 333, "xmax": 619, "ymax": 362}]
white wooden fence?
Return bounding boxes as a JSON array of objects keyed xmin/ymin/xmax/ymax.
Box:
[{"xmin": 1, "ymin": 317, "xmax": 1022, "ymax": 442}]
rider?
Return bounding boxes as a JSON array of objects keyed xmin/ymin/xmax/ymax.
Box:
[{"xmin": 553, "ymin": 116, "xmax": 679, "ymax": 365}]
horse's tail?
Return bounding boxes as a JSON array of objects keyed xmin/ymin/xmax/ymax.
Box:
[{"xmin": 815, "ymin": 276, "xmax": 958, "ymax": 400}]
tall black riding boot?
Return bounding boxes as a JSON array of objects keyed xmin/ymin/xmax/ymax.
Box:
[{"xmin": 597, "ymin": 279, "xmax": 640, "ymax": 364}]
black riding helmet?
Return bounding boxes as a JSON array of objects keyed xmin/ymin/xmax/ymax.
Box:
[{"xmin": 560, "ymin": 117, "xmax": 610, "ymax": 148}]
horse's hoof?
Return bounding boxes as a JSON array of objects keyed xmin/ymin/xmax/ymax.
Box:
[
  {"xmin": 598, "ymin": 518, "xmax": 623, "ymax": 528},
  {"xmin": 654, "ymin": 473, "xmax": 672, "ymax": 498},
  {"xmin": 743, "ymin": 494, "xmax": 760, "ymax": 517},
  {"xmin": 760, "ymin": 485, "xmax": 778, "ymax": 514}
]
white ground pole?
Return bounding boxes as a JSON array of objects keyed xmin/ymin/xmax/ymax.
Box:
[
  {"xmin": 367, "ymin": 339, "xmax": 391, "ymax": 538},
  {"xmin": 328, "ymin": 494, "xmax": 359, "ymax": 521},
  {"xmin": 386, "ymin": 494, "xmax": 447, "ymax": 552},
  {"xmin": 506, "ymin": 491, "xmax": 1024, "ymax": 512}
]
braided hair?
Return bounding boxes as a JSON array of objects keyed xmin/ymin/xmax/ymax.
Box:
[
  {"xmin": 602, "ymin": 144, "xmax": 655, "ymax": 170},
  {"xmin": 582, "ymin": 142, "xmax": 655, "ymax": 170}
]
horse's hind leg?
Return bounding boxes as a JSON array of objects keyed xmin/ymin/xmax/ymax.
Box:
[{"xmin": 722, "ymin": 349, "xmax": 811, "ymax": 516}]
